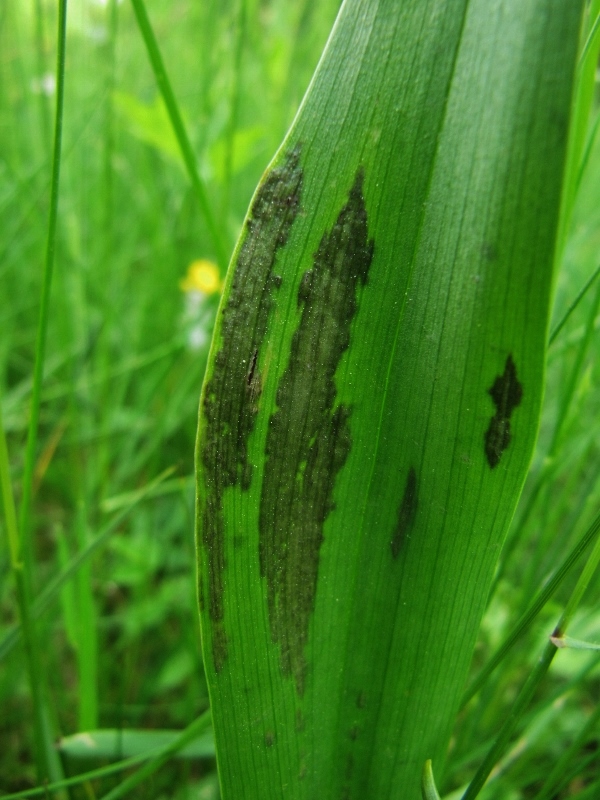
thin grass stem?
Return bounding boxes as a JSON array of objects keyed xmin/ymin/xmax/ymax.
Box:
[
  {"xmin": 0, "ymin": 404, "xmax": 21, "ymax": 570},
  {"xmin": 549, "ymin": 262, "xmax": 600, "ymax": 345},
  {"xmin": 574, "ymin": 108, "xmax": 600, "ymax": 193},
  {"xmin": 129, "ymin": 0, "xmax": 229, "ymax": 271},
  {"xmin": 461, "ymin": 523, "xmax": 600, "ymax": 799},
  {"xmin": 550, "ymin": 278, "xmax": 600, "ymax": 453},
  {"xmin": 221, "ymin": 0, "xmax": 247, "ymax": 221},
  {"xmin": 578, "ymin": 7, "xmax": 600, "ymax": 72},
  {"xmin": 4, "ymin": 0, "xmax": 69, "ymax": 782},
  {"xmin": 1, "ymin": 404, "xmax": 50, "ymax": 780},
  {"xmin": 19, "ymin": 0, "xmax": 67, "ymax": 560},
  {"xmin": 533, "ymin": 702, "xmax": 600, "ymax": 800},
  {"xmin": 461, "ymin": 507, "xmax": 600, "ymax": 706}
]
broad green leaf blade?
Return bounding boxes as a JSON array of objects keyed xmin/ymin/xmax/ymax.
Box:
[{"xmin": 194, "ymin": 1, "xmax": 584, "ymax": 798}]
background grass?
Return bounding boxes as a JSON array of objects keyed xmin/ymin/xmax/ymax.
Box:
[{"xmin": 0, "ymin": 0, "xmax": 599, "ymax": 798}]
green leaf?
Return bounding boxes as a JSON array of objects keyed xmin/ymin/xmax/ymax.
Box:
[
  {"xmin": 421, "ymin": 760, "xmax": 441, "ymax": 800},
  {"xmin": 194, "ymin": 1, "xmax": 585, "ymax": 797},
  {"xmin": 58, "ymin": 727, "xmax": 215, "ymax": 760}
]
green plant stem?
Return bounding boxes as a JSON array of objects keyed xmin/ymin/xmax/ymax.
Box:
[
  {"xmin": 1, "ymin": 403, "xmax": 49, "ymax": 782},
  {"xmin": 129, "ymin": 0, "xmax": 229, "ymax": 271},
  {"xmin": 19, "ymin": 0, "xmax": 67, "ymax": 561},
  {"xmin": 461, "ymin": 507, "xmax": 600, "ymax": 706},
  {"xmin": 98, "ymin": 710, "xmax": 212, "ymax": 800},
  {"xmin": 574, "ymin": 107, "xmax": 600, "ymax": 195},
  {"xmin": 221, "ymin": 0, "xmax": 247, "ymax": 221},
  {"xmin": 578, "ymin": 6, "xmax": 600, "ymax": 71},
  {"xmin": 533, "ymin": 702, "xmax": 600, "ymax": 800},
  {"xmin": 0, "ymin": 407, "xmax": 21, "ymax": 570},
  {"xmin": 550, "ymin": 278, "xmax": 600, "ymax": 453},
  {"xmin": 461, "ymin": 520, "xmax": 600, "ymax": 799},
  {"xmin": 553, "ymin": 0, "xmax": 600, "ymax": 265},
  {"xmin": 549, "ymin": 262, "xmax": 600, "ymax": 345},
  {"xmin": 5, "ymin": 0, "xmax": 68, "ymax": 782},
  {"xmin": 74, "ymin": 497, "xmax": 98, "ymax": 730}
]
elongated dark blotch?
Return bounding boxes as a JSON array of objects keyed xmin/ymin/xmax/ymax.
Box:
[
  {"xmin": 199, "ymin": 147, "xmax": 303, "ymax": 671},
  {"xmin": 259, "ymin": 168, "xmax": 374, "ymax": 694},
  {"xmin": 484, "ymin": 354, "xmax": 523, "ymax": 468},
  {"xmin": 391, "ymin": 467, "xmax": 417, "ymax": 558}
]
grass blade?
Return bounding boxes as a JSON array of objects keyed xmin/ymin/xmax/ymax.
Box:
[
  {"xmin": 462, "ymin": 514, "xmax": 600, "ymax": 799},
  {"xmin": 461, "ymin": 507, "xmax": 600, "ymax": 705},
  {"xmin": 549, "ymin": 262, "xmax": 600, "ymax": 345},
  {"xmin": 3, "ymin": 0, "xmax": 69, "ymax": 783},
  {"xmin": 19, "ymin": 0, "xmax": 67, "ymax": 554},
  {"xmin": 129, "ymin": 0, "xmax": 228, "ymax": 271}
]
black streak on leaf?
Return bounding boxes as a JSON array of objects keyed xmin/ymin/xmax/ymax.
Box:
[
  {"xmin": 391, "ymin": 467, "xmax": 417, "ymax": 558},
  {"xmin": 259, "ymin": 168, "xmax": 374, "ymax": 695},
  {"xmin": 200, "ymin": 147, "xmax": 303, "ymax": 672},
  {"xmin": 484, "ymin": 354, "xmax": 523, "ymax": 469}
]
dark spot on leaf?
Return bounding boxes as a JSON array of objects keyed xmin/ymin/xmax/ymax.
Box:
[
  {"xmin": 264, "ymin": 730, "xmax": 275, "ymax": 748},
  {"xmin": 356, "ymin": 691, "xmax": 366, "ymax": 709},
  {"xmin": 295, "ymin": 709, "xmax": 305, "ymax": 732},
  {"xmin": 349, "ymin": 725, "xmax": 359, "ymax": 741},
  {"xmin": 259, "ymin": 168, "xmax": 374, "ymax": 694},
  {"xmin": 198, "ymin": 147, "xmax": 303, "ymax": 671},
  {"xmin": 246, "ymin": 349, "xmax": 258, "ymax": 387},
  {"xmin": 212, "ymin": 627, "xmax": 228, "ymax": 675},
  {"xmin": 391, "ymin": 467, "xmax": 417, "ymax": 558},
  {"xmin": 341, "ymin": 753, "xmax": 355, "ymax": 798},
  {"xmin": 481, "ymin": 242, "xmax": 497, "ymax": 262},
  {"xmin": 484, "ymin": 354, "xmax": 523, "ymax": 468}
]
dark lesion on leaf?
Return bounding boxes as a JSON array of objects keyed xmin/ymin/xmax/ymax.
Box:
[
  {"xmin": 484, "ymin": 354, "xmax": 523, "ymax": 469},
  {"xmin": 391, "ymin": 467, "xmax": 417, "ymax": 558},
  {"xmin": 259, "ymin": 167, "xmax": 374, "ymax": 695},
  {"xmin": 264, "ymin": 731, "xmax": 275, "ymax": 748},
  {"xmin": 198, "ymin": 146, "xmax": 304, "ymax": 672}
]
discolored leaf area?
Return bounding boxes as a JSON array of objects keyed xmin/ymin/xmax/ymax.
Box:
[{"xmin": 195, "ymin": 1, "xmax": 585, "ymax": 798}]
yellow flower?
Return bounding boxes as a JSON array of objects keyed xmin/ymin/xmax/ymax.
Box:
[{"xmin": 179, "ymin": 259, "xmax": 222, "ymax": 294}]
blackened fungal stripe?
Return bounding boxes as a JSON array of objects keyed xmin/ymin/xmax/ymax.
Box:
[
  {"xmin": 199, "ymin": 147, "xmax": 303, "ymax": 672},
  {"xmin": 484, "ymin": 354, "xmax": 523, "ymax": 469},
  {"xmin": 391, "ymin": 467, "xmax": 417, "ymax": 558},
  {"xmin": 259, "ymin": 168, "xmax": 374, "ymax": 695}
]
